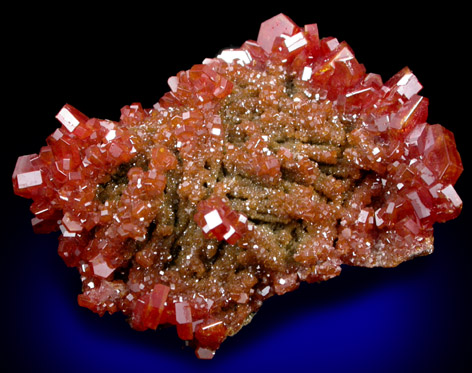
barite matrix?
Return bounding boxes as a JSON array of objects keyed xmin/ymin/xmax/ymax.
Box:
[{"xmin": 12, "ymin": 13, "xmax": 463, "ymax": 359}]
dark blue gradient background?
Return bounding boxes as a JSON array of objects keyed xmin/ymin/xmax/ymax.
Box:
[{"xmin": 3, "ymin": 4, "xmax": 469, "ymax": 372}]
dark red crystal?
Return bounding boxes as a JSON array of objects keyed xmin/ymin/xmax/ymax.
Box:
[{"xmin": 194, "ymin": 195, "xmax": 249, "ymax": 244}]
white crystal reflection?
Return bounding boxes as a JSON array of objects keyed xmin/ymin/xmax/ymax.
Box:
[
  {"xmin": 202, "ymin": 209, "xmax": 223, "ymax": 233},
  {"xmin": 17, "ymin": 170, "xmax": 42, "ymax": 189},
  {"xmin": 56, "ymin": 106, "xmax": 80, "ymax": 132},
  {"xmin": 217, "ymin": 49, "xmax": 252, "ymax": 66}
]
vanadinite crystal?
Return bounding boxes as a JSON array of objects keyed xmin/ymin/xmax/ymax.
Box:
[{"xmin": 12, "ymin": 14, "xmax": 463, "ymax": 359}]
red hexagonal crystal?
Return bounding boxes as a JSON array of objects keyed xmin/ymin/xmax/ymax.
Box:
[
  {"xmin": 194, "ymin": 195, "xmax": 249, "ymax": 244},
  {"xmin": 257, "ymin": 13, "xmax": 299, "ymax": 53},
  {"xmin": 422, "ymin": 124, "xmax": 463, "ymax": 185}
]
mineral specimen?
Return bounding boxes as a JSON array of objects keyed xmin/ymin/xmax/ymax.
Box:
[{"xmin": 12, "ymin": 13, "xmax": 463, "ymax": 359}]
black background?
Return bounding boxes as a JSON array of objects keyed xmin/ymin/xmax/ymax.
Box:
[{"xmin": 2, "ymin": 3, "xmax": 470, "ymax": 372}]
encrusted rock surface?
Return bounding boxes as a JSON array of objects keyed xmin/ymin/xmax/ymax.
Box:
[{"xmin": 12, "ymin": 13, "xmax": 463, "ymax": 359}]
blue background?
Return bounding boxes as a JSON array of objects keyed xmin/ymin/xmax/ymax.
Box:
[{"xmin": 3, "ymin": 3, "xmax": 469, "ymax": 372}]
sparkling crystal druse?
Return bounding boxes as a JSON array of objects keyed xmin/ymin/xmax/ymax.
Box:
[{"xmin": 12, "ymin": 13, "xmax": 463, "ymax": 359}]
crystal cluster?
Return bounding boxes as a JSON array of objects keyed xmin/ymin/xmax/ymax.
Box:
[
  {"xmin": 194, "ymin": 196, "xmax": 250, "ymax": 245},
  {"xmin": 12, "ymin": 14, "xmax": 462, "ymax": 359}
]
